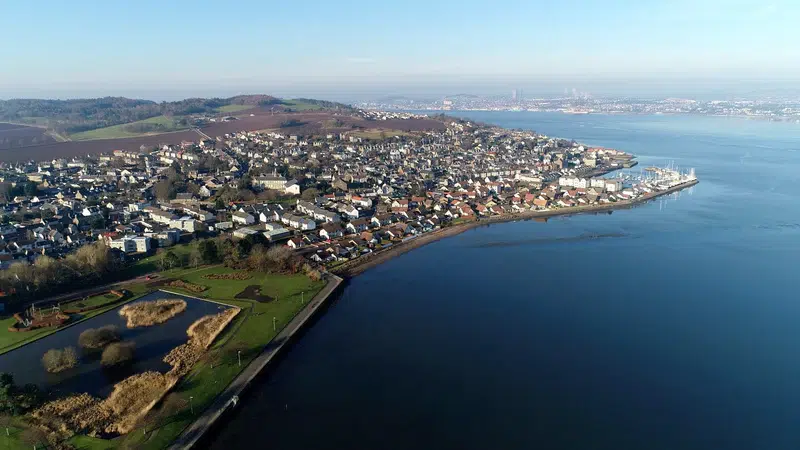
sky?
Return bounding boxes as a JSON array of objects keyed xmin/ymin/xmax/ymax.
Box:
[{"xmin": 1, "ymin": 0, "xmax": 799, "ymax": 101}]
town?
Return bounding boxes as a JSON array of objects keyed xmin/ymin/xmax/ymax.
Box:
[
  {"xmin": 361, "ymin": 94, "xmax": 800, "ymax": 122},
  {"xmin": 0, "ymin": 110, "xmax": 697, "ymax": 293}
]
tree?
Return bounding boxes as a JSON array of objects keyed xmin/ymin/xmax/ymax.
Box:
[
  {"xmin": 78, "ymin": 325, "xmax": 120, "ymax": 349},
  {"xmin": 91, "ymin": 216, "xmax": 106, "ymax": 229},
  {"xmin": 0, "ymin": 373, "xmax": 41, "ymax": 415},
  {"xmin": 300, "ymin": 187, "xmax": 319, "ymax": 201},
  {"xmin": 23, "ymin": 182, "xmax": 38, "ymax": 198},
  {"xmin": 101, "ymin": 342, "xmax": 136, "ymax": 367},
  {"xmin": 197, "ymin": 239, "xmax": 219, "ymax": 264},
  {"xmin": 246, "ymin": 244, "xmax": 270, "ymax": 272},
  {"xmin": 189, "ymin": 247, "xmax": 202, "ymax": 269},
  {"xmin": 159, "ymin": 250, "xmax": 181, "ymax": 271},
  {"xmin": 153, "ymin": 179, "xmax": 176, "ymax": 201},
  {"xmin": 41, "ymin": 347, "xmax": 78, "ymax": 373}
]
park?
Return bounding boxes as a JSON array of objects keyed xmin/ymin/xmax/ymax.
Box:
[{"xmin": 0, "ymin": 256, "xmax": 327, "ymax": 449}]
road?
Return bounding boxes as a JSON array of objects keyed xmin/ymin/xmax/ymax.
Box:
[
  {"xmin": 193, "ymin": 128, "xmax": 213, "ymax": 141},
  {"xmin": 168, "ymin": 273, "xmax": 343, "ymax": 450}
]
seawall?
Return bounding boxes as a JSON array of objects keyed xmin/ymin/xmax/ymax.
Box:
[{"xmin": 167, "ymin": 273, "xmax": 344, "ymax": 450}]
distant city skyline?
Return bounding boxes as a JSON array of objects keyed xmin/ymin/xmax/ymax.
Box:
[{"xmin": 3, "ymin": 0, "xmax": 799, "ymax": 101}]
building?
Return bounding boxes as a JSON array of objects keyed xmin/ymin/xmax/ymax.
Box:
[
  {"xmin": 263, "ymin": 227, "xmax": 291, "ymax": 242},
  {"xmin": 233, "ymin": 228, "xmax": 260, "ymax": 239},
  {"xmin": 110, "ymin": 236, "xmax": 151, "ymax": 253},
  {"xmin": 232, "ymin": 211, "xmax": 255, "ymax": 225},
  {"xmin": 253, "ymin": 174, "xmax": 288, "ymax": 190}
]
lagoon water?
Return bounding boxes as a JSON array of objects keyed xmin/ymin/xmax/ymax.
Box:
[
  {"xmin": 0, "ymin": 291, "xmax": 227, "ymax": 397},
  {"xmin": 208, "ymin": 113, "xmax": 800, "ymax": 450}
]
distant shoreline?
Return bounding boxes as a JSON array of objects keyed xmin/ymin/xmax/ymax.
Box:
[
  {"xmin": 397, "ymin": 110, "xmax": 800, "ymax": 123},
  {"xmin": 332, "ymin": 179, "xmax": 699, "ymax": 277}
]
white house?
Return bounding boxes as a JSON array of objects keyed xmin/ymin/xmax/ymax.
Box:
[
  {"xmin": 281, "ymin": 213, "xmax": 316, "ymax": 231},
  {"xmin": 110, "ymin": 236, "xmax": 150, "ymax": 253},
  {"xmin": 253, "ymin": 174, "xmax": 287, "ymax": 190},
  {"xmin": 232, "ymin": 211, "xmax": 255, "ymax": 225}
]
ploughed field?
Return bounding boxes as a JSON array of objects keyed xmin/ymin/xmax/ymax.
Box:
[
  {"xmin": 0, "ymin": 291, "xmax": 229, "ymax": 397},
  {"xmin": 0, "ymin": 122, "xmax": 57, "ymax": 150},
  {"xmin": 0, "ymin": 111, "xmax": 447, "ymax": 161},
  {"xmin": 0, "ymin": 129, "xmax": 200, "ymax": 161}
]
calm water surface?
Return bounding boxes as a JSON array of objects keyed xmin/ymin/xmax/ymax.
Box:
[
  {"xmin": 0, "ymin": 291, "xmax": 228, "ymax": 397},
  {"xmin": 208, "ymin": 113, "xmax": 800, "ymax": 450}
]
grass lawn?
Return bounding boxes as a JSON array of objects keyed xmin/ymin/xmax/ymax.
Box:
[
  {"xmin": 115, "ymin": 267, "xmax": 326, "ymax": 449},
  {"xmin": 69, "ymin": 116, "xmax": 188, "ymax": 141},
  {"xmin": 65, "ymin": 292, "xmax": 122, "ymax": 310},
  {"xmin": 214, "ymin": 104, "xmax": 254, "ymax": 113},
  {"xmin": 120, "ymin": 244, "xmax": 196, "ymax": 279}
]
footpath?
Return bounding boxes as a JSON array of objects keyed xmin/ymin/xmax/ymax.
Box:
[{"xmin": 167, "ymin": 273, "xmax": 343, "ymax": 450}]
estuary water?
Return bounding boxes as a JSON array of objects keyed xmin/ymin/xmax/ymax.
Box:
[{"xmin": 207, "ymin": 113, "xmax": 800, "ymax": 450}]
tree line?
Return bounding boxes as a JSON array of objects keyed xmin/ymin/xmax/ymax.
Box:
[
  {"xmin": 0, "ymin": 242, "xmax": 121, "ymax": 306},
  {"xmin": 0, "ymin": 234, "xmax": 322, "ymax": 307},
  {"xmin": 162, "ymin": 236, "xmax": 320, "ymax": 279}
]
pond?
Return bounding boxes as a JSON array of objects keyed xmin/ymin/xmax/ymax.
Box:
[{"xmin": 0, "ymin": 291, "xmax": 230, "ymax": 397}]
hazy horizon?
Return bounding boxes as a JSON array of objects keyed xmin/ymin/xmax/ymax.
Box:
[
  {"xmin": 4, "ymin": 0, "xmax": 799, "ymax": 102},
  {"xmin": 3, "ymin": 75, "xmax": 800, "ymax": 103}
]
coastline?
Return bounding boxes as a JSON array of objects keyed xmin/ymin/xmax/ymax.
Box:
[
  {"xmin": 167, "ymin": 273, "xmax": 344, "ymax": 450},
  {"xmin": 333, "ymin": 179, "xmax": 699, "ymax": 277}
]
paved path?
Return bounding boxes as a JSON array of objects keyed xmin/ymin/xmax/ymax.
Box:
[{"xmin": 168, "ymin": 274, "xmax": 343, "ymax": 450}]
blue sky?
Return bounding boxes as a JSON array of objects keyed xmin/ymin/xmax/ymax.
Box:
[{"xmin": 1, "ymin": 0, "xmax": 798, "ymax": 100}]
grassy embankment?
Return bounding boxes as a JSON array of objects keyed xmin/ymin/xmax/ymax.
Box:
[
  {"xmin": 69, "ymin": 116, "xmax": 189, "ymax": 140},
  {"xmin": 0, "ymin": 265, "xmax": 325, "ymax": 449}
]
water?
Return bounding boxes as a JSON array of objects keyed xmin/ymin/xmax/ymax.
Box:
[
  {"xmin": 0, "ymin": 291, "xmax": 228, "ymax": 397},
  {"xmin": 207, "ymin": 113, "xmax": 800, "ymax": 450}
]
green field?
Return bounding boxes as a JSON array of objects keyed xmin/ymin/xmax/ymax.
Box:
[
  {"xmin": 114, "ymin": 266, "xmax": 325, "ymax": 449},
  {"xmin": 283, "ymin": 99, "xmax": 324, "ymax": 111},
  {"xmin": 121, "ymin": 244, "xmax": 196, "ymax": 279},
  {"xmin": 0, "ymin": 265, "xmax": 326, "ymax": 449},
  {"xmin": 69, "ymin": 116, "xmax": 188, "ymax": 140},
  {"xmin": 351, "ymin": 129, "xmax": 412, "ymax": 140},
  {"xmin": 214, "ymin": 104, "xmax": 254, "ymax": 113}
]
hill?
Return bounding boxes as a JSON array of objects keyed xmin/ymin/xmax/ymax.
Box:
[{"xmin": 0, "ymin": 95, "xmax": 352, "ymax": 139}]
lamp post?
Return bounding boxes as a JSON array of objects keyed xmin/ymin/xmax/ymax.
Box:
[
  {"xmin": 189, "ymin": 396, "xmax": 194, "ymax": 415},
  {"xmin": 273, "ymin": 316, "xmax": 277, "ymax": 332},
  {"xmin": 237, "ymin": 350, "xmax": 242, "ymax": 367}
]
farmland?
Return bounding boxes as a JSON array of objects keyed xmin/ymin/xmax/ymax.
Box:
[
  {"xmin": 0, "ymin": 129, "xmax": 200, "ymax": 161},
  {"xmin": 0, "ymin": 110, "xmax": 446, "ymax": 162},
  {"xmin": 0, "ymin": 122, "xmax": 57, "ymax": 150},
  {"xmin": 69, "ymin": 116, "xmax": 189, "ymax": 141}
]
